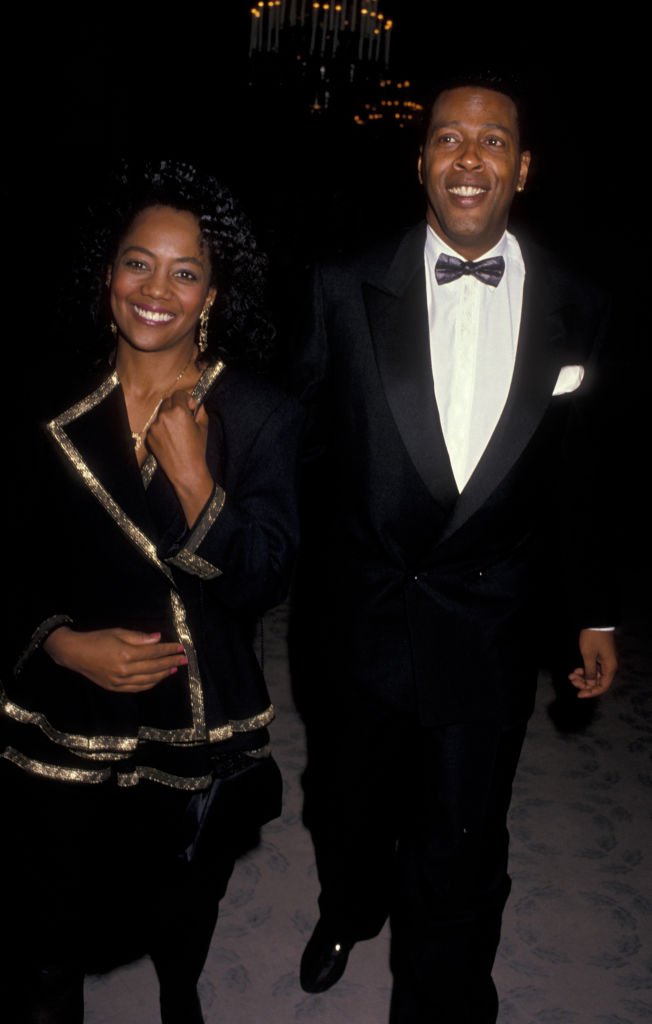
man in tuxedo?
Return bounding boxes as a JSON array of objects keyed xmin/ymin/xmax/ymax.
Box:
[{"xmin": 292, "ymin": 74, "xmax": 617, "ymax": 1023}]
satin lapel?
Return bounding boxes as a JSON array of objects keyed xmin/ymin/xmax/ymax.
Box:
[
  {"xmin": 47, "ymin": 372, "xmax": 173, "ymax": 581},
  {"xmin": 365, "ymin": 228, "xmax": 458, "ymax": 509},
  {"xmin": 438, "ymin": 248, "xmax": 568, "ymax": 543}
]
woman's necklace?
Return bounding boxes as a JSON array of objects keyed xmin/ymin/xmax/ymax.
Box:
[{"xmin": 129, "ymin": 349, "xmax": 197, "ymax": 451}]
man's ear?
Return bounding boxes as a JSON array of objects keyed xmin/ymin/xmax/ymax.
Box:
[{"xmin": 517, "ymin": 150, "xmax": 531, "ymax": 192}]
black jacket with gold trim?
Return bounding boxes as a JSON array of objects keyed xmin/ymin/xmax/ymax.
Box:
[{"xmin": 1, "ymin": 361, "xmax": 303, "ymax": 790}]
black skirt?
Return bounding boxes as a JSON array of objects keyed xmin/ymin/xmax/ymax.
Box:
[{"xmin": 0, "ymin": 761, "xmax": 238, "ymax": 973}]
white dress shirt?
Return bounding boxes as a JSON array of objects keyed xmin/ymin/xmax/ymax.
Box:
[{"xmin": 424, "ymin": 226, "xmax": 525, "ymax": 492}]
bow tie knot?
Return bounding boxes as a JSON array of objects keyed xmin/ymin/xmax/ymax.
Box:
[{"xmin": 435, "ymin": 252, "xmax": 505, "ymax": 287}]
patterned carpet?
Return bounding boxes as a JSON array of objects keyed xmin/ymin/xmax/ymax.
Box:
[{"xmin": 85, "ymin": 603, "xmax": 651, "ymax": 1024}]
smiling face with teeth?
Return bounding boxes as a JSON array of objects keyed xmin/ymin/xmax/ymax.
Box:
[
  {"xmin": 109, "ymin": 204, "xmax": 216, "ymax": 357},
  {"xmin": 418, "ymin": 87, "xmax": 531, "ymax": 260}
]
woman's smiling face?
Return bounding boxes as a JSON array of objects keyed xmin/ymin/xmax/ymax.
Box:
[{"xmin": 109, "ymin": 205, "xmax": 216, "ymax": 354}]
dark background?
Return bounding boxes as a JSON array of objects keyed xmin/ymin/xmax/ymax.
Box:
[
  {"xmin": 4, "ymin": 5, "xmax": 649, "ymax": 638},
  {"xmin": 7, "ymin": 7, "xmax": 645, "ymax": 292}
]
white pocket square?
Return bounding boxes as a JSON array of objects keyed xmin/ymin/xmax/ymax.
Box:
[{"xmin": 552, "ymin": 365, "xmax": 584, "ymax": 396}]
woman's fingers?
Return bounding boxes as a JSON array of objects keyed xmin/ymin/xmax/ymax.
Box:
[
  {"xmin": 44, "ymin": 626, "xmax": 188, "ymax": 693},
  {"xmin": 106, "ymin": 667, "xmax": 182, "ymax": 693}
]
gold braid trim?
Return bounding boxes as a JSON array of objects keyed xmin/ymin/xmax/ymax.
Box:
[
  {"xmin": 137, "ymin": 361, "xmax": 225, "ymax": 494},
  {"xmin": 47, "ymin": 373, "xmax": 174, "ymax": 585},
  {"xmin": 140, "ymin": 454, "xmax": 157, "ymax": 489},
  {"xmin": 169, "ymin": 590, "xmax": 206, "ymax": 736},
  {"xmin": 191, "ymin": 360, "xmax": 226, "ymax": 405},
  {"xmin": 3, "ymin": 748, "xmax": 223, "ymax": 791},
  {"xmin": 0, "ymin": 682, "xmax": 138, "ymax": 752},
  {"xmin": 228, "ymin": 705, "xmax": 276, "ymax": 733},
  {"xmin": 0, "ymin": 680, "xmax": 274, "ymax": 752},
  {"xmin": 116, "ymin": 766, "xmax": 214, "ymax": 790},
  {"xmin": 166, "ymin": 548, "xmax": 222, "ymax": 580},
  {"xmin": 14, "ymin": 615, "xmax": 73, "ymax": 676},
  {"xmin": 183, "ymin": 486, "xmax": 226, "ymax": 555},
  {"xmin": 2, "ymin": 747, "xmax": 111, "ymax": 784}
]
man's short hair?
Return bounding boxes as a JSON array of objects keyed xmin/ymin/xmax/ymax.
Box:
[{"xmin": 420, "ymin": 70, "xmax": 531, "ymax": 152}]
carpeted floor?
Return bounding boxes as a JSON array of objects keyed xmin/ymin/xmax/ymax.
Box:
[{"xmin": 85, "ymin": 603, "xmax": 651, "ymax": 1024}]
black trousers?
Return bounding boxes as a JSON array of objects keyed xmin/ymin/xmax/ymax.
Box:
[{"xmin": 302, "ymin": 691, "xmax": 528, "ymax": 1024}]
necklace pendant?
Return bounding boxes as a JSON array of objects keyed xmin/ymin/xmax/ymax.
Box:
[{"xmin": 125, "ymin": 345, "xmax": 196, "ymax": 454}]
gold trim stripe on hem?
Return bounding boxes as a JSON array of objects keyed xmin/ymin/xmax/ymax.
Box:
[
  {"xmin": 116, "ymin": 766, "xmax": 214, "ymax": 790},
  {"xmin": 2, "ymin": 746, "xmax": 111, "ymax": 783},
  {"xmin": 3, "ymin": 748, "xmax": 219, "ymax": 791},
  {"xmin": 0, "ymin": 681, "xmax": 274, "ymax": 753}
]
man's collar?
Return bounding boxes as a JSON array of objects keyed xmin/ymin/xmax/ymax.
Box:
[{"xmin": 425, "ymin": 224, "xmax": 510, "ymax": 264}]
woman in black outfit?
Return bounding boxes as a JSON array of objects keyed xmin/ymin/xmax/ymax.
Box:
[{"xmin": 1, "ymin": 162, "xmax": 302, "ymax": 1023}]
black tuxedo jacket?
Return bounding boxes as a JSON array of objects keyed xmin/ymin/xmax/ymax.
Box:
[{"xmin": 294, "ymin": 223, "xmax": 615, "ymax": 727}]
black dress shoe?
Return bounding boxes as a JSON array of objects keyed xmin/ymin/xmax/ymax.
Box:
[{"xmin": 300, "ymin": 919, "xmax": 354, "ymax": 993}]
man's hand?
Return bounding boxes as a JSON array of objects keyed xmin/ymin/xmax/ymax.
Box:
[
  {"xmin": 43, "ymin": 626, "xmax": 187, "ymax": 693},
  {"xmin": 568, "ymin": 629, "xmax": 618, "ymax": 698}
]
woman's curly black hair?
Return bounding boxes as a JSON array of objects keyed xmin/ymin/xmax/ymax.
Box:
[{"xmin": 78, "ymin": 160, "xmax": 275, "ymax": 369}]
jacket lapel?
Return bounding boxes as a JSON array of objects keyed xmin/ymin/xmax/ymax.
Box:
[
  {"xmin": 366, "ymin": 225, "xmax": 576, "ymax": 545},
  {"xmin": 47, "ymin": 372, "xmax": 173, "ymax": 581},
  {"xmin": 365, "ymin": 224, "xmax": 459, "ymax": 511}
]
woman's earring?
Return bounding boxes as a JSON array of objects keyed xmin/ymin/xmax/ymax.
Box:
[
  {"xmin": 198, "ymin": 305, "xmax": 211, "ymax": 353},
  {"xmin": 106, "ymin": 272, "xmax": 118, "ymax": 338}
]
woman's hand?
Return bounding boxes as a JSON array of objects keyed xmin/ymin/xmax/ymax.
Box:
[
  {"xmin": 146, "ymin": 390, "xmax": 215, "ymax": 526},
  {"xmin": 42, "ymin": 626, "xmax": 187, "ymax": 693}
]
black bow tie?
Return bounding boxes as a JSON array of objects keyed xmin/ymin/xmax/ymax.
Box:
[{"xmin": 435, "ymin": 252, "xmax": 505, "ymax": 287}]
